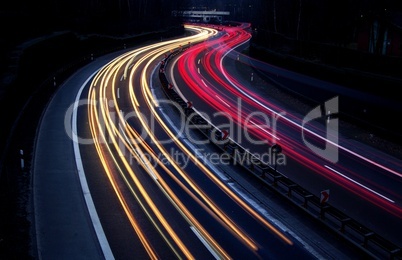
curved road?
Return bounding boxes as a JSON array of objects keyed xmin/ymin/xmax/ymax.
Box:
[
  {"xmin": 32, "ymin": 24, "xmax": 382, "ymax": 259},
  {"xmin": 167, "ymin": 23, "xmax": 402, "ymax": 250}
]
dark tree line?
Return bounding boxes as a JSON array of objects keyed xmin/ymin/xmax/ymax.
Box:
[
  {"xmin": 248, "ymin": 0, "xmax": 402, "ymax": 49},
  {"xmin": 2, "ymin": 0, "xmax": 402, "ymax": 64},
  {"xmin": 3, "ymin": 0, "xmax": 402, "ymax": 46},
  {"xmin": 181, "ymin": 0, "xmax": 402, "ymax": 54},
  {"xmin": 0, "ymin": 0, "xmax": 184, "ymax": 48}
]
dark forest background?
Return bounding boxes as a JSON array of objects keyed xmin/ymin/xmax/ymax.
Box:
[
  {"xmin": 2, "ymin": 0, "xmax": 402, "ymax": 94},
  {"xmin": 2, "ymin": 0, "xmax": 402, "ymax": 51},
  {"xmin": 2, "ymin": 0, "xmax": 402, "ymax": 82}
]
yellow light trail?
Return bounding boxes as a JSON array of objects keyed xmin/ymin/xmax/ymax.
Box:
[
  {"xmin": 115, "ymin": 31, "xmax": 232, "ymax": 258},
  {"xmin": 87, "ymin": 24, "xmax": 291, "ymax": 260},
  {"xmin": 93, "ymin": 63, "xmax": 195, "ymax": 259},
  {"xmin": 131, "ymin": 49, "xmax": 260, "ymax": 251},
  {"xmin": 140, "ymin": 26, "xmax": 294, "ymax": 246},
  {"xmin": 112, "ymin": 29, "xmax": 234, "ymax": 258},
  {"xmin": 122, "ymin": 30, "xmax": 262, "ymax": 251},
  {"xmin": 88, "ymin": 30, "xmax": 218, "ymax": 258},
  {"xmin": 88, "ymin": 88, "xmax": 159, "ymax": 259}
]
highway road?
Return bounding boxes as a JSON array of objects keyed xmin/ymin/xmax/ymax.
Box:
[
  {"xmin": 78, "ymin": 25, "xmax": 321, "ymax": 259},
  {"xmin": 33, "ymin": 23, "xmax": 401, "ymax": 259},
  {"xmin": 167, "ymin": 23, "xmax": 402, "ymax": 252}
]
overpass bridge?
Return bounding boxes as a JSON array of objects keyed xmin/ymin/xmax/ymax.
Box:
[{"xmin": 172, "ymin": 10, "xmax": 230, "ymax": 23}]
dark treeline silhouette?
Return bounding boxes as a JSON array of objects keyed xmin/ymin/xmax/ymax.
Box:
[
  {"xmin": 246, "ymin": 0, "xmax": 402, "ymax": 48},
  {"xmin": 4, "ymin": 0, "xmax": 402, "ymax": 55},
  {"xmin": 242, "ymin": 0, "xmax": 402, "ymax": 84},
  {"xmin": 0, "ymin": 0, "xmax": 185, "ymax": 94},
  {"xmin": 1, "ymin": 0, "xmax": 184, "ymax": 47},
  {"xmin": 2, "ymin": 0, "xmax": 402, "ymax": 58}
]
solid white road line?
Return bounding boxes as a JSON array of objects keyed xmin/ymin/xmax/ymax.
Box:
[{"xmin": 73, "ymin": 70, "xmax": 115, "ymax": 259}]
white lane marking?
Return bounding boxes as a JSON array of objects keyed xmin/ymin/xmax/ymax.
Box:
[
  {"xmin": 227, "ymin": 183, "xmax": 324, "ymax": 259},
  {"xmin": 117, "ymin": 123, "xmax": 159, "ymax": 180},
  {"xmin": 157, "ymin": 106, "xmax": 229, "ymax": 182},
  {"xmin": 201, "ymin": 79, "xmax": 209, "ymax": 89},
  {"xmin": 324, "ymin": 165, "xmax": 395, "ymax": 203},
  {"xmin": 73, "ymin": 70, "xmax": 115, "ymax": 260},
  {"xmin": 117, "ymin": 87, "xmax": 120, "ymax": 99},
  {"xmin": 149, "ymin": 67, "xmax": 159, "ymax": 107},
  {"xmin": 249, "ymin": 120, "xmax": 280, "ymax": 140},
  {"xmin": 215, "ymin": 95, "xmax": 231, "ymax": 108},
  {"xmin": 190, "ymin": 226, "xmax": 220, "ymax": 260}
]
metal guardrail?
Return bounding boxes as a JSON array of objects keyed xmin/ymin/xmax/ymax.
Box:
[{"xmin": 158, "ymin": 48, "xmax": 402, "ymax": 260}]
